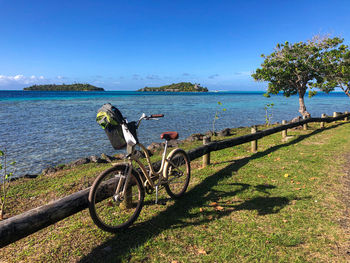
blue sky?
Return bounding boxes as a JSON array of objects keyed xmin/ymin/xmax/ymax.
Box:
[{"xmin": 1, "ymin": 0, "xmax": 349, "ymax": 91}]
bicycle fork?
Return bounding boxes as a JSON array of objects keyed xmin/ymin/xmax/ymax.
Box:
[{"xmin": 114, "ymin": 163, "xmax": 133, "ymax": 202}]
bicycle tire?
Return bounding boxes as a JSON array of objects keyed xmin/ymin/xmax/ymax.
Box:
[
  {"xmin": 164, "ymin": 149, "xmax": 191, "ymax": 199},
  {"xmin": 88, "ymin": 164, "xmax": 144, "ymax": 233}
]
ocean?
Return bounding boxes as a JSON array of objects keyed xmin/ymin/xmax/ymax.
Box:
[{"xmin": 1, "ymin": 90, "xmax": 349, "ymax": 176}]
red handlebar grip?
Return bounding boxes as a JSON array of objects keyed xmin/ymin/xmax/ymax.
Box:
[{"xmin": 151, "ymin": 114, "xmax": 164, "ymax": 118}]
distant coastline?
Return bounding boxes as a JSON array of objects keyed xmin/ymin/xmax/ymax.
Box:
[
  {"xmin": 23, "ymin": 83, "xmax": 104, "ymax": 91},
  {"xmin": 137, "ymin": 82, "xmax": 208, "ymax": 92}
]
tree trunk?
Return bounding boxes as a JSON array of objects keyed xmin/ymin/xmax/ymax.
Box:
[
  {"xmin": 340, "ymin": 85, "xmax": 350, "ymax": 98},
  {"xmin": 298, "ymin": 90, "xmax": 310, "ymax": 117},
  {"xmin": 298, "ymin": 96, "xmax": 308, "ymax": 117},
  {"xmin": 0, "ymin": 204, "xmax": 4, "ymax": 220}
]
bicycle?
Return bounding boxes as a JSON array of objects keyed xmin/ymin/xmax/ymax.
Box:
[{"xmin": 88, "ymin": 113, "xmax": 191, "ymax": 233}]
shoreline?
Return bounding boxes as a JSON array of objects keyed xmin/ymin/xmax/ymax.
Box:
[
  {"xmin": 1, "ymin": 112, "xmax": 329, "ymax": 181},
  {"xmin": 9, "ymin": 122, "xmax": 280, "ymax": 180}
]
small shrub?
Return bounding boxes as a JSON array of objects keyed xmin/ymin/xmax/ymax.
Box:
[
  {"xmin": 264, "ymin": 103, "xmax": 274, "ymax": 126},
  {"xmin": 212, "ymin": 101, "xmax": 227, "ymax": 132},
  {"xmin": 0, "ymin": 148, "xmax": 16, "ymax": 220}
]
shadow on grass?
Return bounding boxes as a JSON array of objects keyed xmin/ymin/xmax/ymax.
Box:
[{"xmin": 79, "ymin": 123, "xmax": 346, "ymax": 262}]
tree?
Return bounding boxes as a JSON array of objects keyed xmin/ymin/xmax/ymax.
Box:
[
  {"xmin": 321, "ymin": 42, "xmax": 350, "ymax": 97},
  {"xmin": 252, "ymin": 36, "xmax": 344, "ymax": 117},
  {"xmin": 0, "ymin": 148, "xmax": 16, "ymax": 220},
  {"xmin": 264, "ymin": 103, "xmax": 274, "ymax": 126},
  {"xmin": 212, "ymin": 101, "xmax": 226, "ymax": 132}
]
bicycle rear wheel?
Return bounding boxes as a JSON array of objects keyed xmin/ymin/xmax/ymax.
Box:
[
  {"xmin": 164, "ymin": 149, "xmax": 191, "ymax": 198},
  {"xmin": 88, "ymin": 164, "xmax": 144, "ymax": 233}
]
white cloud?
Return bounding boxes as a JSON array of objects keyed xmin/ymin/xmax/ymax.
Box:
[
  {"xmin": 92, "ymin": 80, "xmax": 104, "ymax": 84},
  {"xmin": 14, "ymin": 75, "xmax": 24, "ymax": 80},
  {"xmin": 56, "ymin": 75, "xmax": 70, "ymax": 81},
  {"xmin": 132, "ymin": 74, "xmax": 143, "ymax": 80},
  {"xmin": 0, "ymin": 74, "xmax": 47, "ymax": 86},
  {"xmin": 146, "ymin": 74, "xmax": 161, "ymax": 80},
  {"xmin": 0, "ymin": 74, "xmax": 24, "ymax": 81},
  {"xmin": 234, "ymin": 71, "xmax": 253, "ymax": 76},
  {"xmin": 208, "ymin": 74, "xmax": 220, "ymax": 79}
]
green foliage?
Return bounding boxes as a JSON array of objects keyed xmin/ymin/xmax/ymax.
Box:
[
  {"xmin": 264, "ymin": 103, "xmax": 274, "ymax": 126},
  {"xmin": 0, "ymin": 148, "xmax": 16, "ymax": 219},
  {"xmin": 308, "ymin": 90, "xmax": 317, "ymax": 98},
  {"xmin": 320, "ymin": 40, "xmax": 350, "ymax": 97},
  {"xmin": 23, "ymin": 83, "xmax": 104, "ymax": 91},
  {"xmin": 263, "ymin": 93, "xmax": 271, "ymax": 98},
  {"xmin": 252, "ymin": 36, "xmax": 345, "ymax": 115},
  {"xmin": 138, "ymin": 82, "xmax": 208, "ymax": 92},
  {"xmin": 212, "ymin": 101, "xmax": 227, "ymax": 132}
]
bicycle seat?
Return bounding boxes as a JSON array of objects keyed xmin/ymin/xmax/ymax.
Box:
[{"xmin": 161, "ymin": 131, "xmax": 179, "ymax": 141}]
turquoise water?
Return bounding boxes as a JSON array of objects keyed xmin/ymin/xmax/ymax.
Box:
[{"xmin": 0, "ymin": 90, "xmax": 349, "ymax": 176}]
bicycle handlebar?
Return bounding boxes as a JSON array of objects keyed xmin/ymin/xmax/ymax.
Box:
[
  {"xmin": 150, "ymin": 114, "xmax": 164, "ymax": 118},
  {"xmin": 136, "ymin": 113, "xmax": 164, "ymax": 128}
]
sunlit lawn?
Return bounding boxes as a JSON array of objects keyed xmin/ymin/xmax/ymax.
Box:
[{"xmin": 1, "ymin": 122, "xmax": 349, "ymax": 262}]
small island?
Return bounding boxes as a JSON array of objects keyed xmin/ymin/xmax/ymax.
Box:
[
  {"xmin": 137, "ymin": 82, "xmax": 208, "ymax": 92},
  {"xmin": 23, "ymin": 83, "xmax": 104, "ymax": 91}
]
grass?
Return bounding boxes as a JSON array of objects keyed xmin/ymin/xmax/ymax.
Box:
[{"xmin": 1, "ymin": 121, "xmax": 350, "ymax": 262}]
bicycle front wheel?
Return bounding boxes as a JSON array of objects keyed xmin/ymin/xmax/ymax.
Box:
[
  {"xmin": 164, "ymin": 149, "xmax": 191, "ymax": 199},
  {"xmin": 88, "ymin": 164, "xmax": 144, "ymax": 233}
]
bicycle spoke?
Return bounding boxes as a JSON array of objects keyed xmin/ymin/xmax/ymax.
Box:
[
  {"xmin": 89, "ymin": 165, "xmax": 144, "ymax": 232},
  {"xmin": 165, "ymin": 149, "xmax": 190, "ymax": 198}
]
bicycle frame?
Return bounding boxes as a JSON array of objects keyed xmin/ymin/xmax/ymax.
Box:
[{"xmin": 118, "ymin": 140, "xmax": 171, "ymax": 203}]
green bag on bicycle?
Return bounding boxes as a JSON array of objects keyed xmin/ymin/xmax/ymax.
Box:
[{"xmin": 96, "ymin": 103, "xmax": 127, "ymax": 149}]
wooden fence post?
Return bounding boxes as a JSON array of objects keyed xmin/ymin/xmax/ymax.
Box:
[
  {"xmin": 303, "ymin": 116, "xmax": 308, "ymax": 130},
  {"xmin": 281, "ymin": 120, "xmax": 287, "ymax": 141},
  {"xmin": 333, "ymin": 112, "xmax": 338, "ymax": 123},
  {"xmin": 120, "ymin": 186, "xmax": 132, "ymax": 209},
  {"xmin": 202, "ymin": 136, "xmax": 211, "ymax": 167},
  {"xmin": 251, "ymin": 126, "xmax": 258, "ymax": 152},
  {"xmin": 345, "ymin": 111, "xmax": 349, "ymax": 121},
  {"xmin": 320, "ymin": 113, "xmax": 326, "ymax": 128}
]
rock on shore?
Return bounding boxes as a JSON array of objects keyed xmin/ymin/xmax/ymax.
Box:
[{"xmin": 36, "ymin": 127, "xmax": 234, "ymax": 177}]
